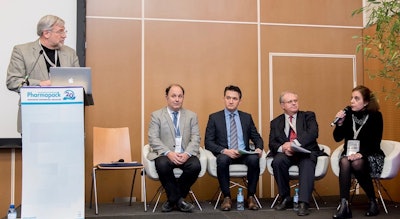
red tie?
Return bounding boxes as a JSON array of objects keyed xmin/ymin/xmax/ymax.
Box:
[{"xmin": 289, "ymin": 116, "xmax": 297, "ymax": 142}]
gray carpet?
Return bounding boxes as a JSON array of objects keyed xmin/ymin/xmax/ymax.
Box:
[{"xmin": 85, "ymin": 195, "xmax": 400, "ymax": 219}]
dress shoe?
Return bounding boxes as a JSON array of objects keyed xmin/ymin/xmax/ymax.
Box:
[
  {"xmin": 221, "ymin": 197, "xmax": 232, "ymax": 211},
  {"xmin": 177, "ymin": 198, "xmax": 194, "ymax": 212},
  {"xmin": 333, "ymin": 198, "xmax": 352, "ymax": 219},
  {"xmin": 297, "ymin": 202, "xmax": 310, "ymax": 216},
  {"xmin": 365, "ymin": 199, "xmax": 379, "ymax": 216},
  {"xmin": 275, "ymin": 197, "xmax": 293, "ymax": 211},
  {"xmin": 161, "ymin": 201, "xmax": 174, "ymax": 212},
  {"xmin": 247, "ymin": 196, "xmax": 259, "ymax": 210}
]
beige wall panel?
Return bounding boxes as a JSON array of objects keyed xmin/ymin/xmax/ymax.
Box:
[
  {"xmin": 144, "ymin": 21, "xmax": 259, "ymax": 200},
  {"xmin": 145, "ymin": 0, "xmax": 257, "ymax": 21},
  {"xmin": 85, "ymin": 18, "xmax": 142, "ymax": 203},
  {"xmin": 262, "ymin": 25, "xmax": 364, "ymax": 54},
  {"xmin": 261, "ymin": 0, "xmax": 363, "ymax": 26},
  {"xmin": 87, "ymin": 0, "xmax": 141, "ymax": 17}
]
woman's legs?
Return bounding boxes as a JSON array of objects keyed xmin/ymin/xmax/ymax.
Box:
[
  {"xmin": 351, "ymin": 158, "xmax": 376, "ymax": 200},
  {"xmin": 338, "ymin": 156, "xmax": 352, "ymax": 199}
]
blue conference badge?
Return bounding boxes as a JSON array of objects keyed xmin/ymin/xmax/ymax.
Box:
[{"xmin": 63, "ymin": 89, "xmax": 76, "ymax": 100}]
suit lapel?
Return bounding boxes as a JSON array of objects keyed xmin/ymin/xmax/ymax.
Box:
[
  {"xmin": 295, "ymin": 112, "xmax": 303, "ymax": 136},
  {"xmin": 278, "ymin": 115, "xmax": 287, "ymax": 139},
  {"xmin": 163, "ymin": 108, "xmax": 175, "ymax": 137},
  {"xmin": 33, "ymin": 40, "xmax": 48, "ymax": 79},
  {"xmin": 179, "ymin": 109, "xmax": 185, "ymax": 136},
  {"xmin": 220, "ymin": 111, "xmax": 228, "ymax": 141}
]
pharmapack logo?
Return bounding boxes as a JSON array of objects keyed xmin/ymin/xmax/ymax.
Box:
[
  {"xmin": 27, "ymin": 91, "xmax": 61, "ymax": 99},
  {"xmin": 63, "ymin": 89, "xmax": 76, "ymax": 100}
]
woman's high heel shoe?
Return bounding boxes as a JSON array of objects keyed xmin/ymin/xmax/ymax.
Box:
[
  {"xmin": 365, "ymin": 199, "xmax": 379, "ymax": 216},
  {"xmin": 333, "ymin": 198, "xmax": 352, "ymax": 219}
]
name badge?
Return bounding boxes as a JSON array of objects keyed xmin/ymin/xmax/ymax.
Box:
[
  {"xmin": 347, "ymin": 140, "xmax": 360, "ymax": 156},
  {"xmin": 175, "ymin": 136, "xmax": 182, "ymax": 153}
]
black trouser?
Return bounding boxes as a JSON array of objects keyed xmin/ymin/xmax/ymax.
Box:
[
  {"xmin": 272, "ymin": 153, "xmax": 316, "ymax": 204},
  {"xmin": 216, "ymin": 153, "xmax": 260, "ymax": 198},
  {"xmin": 155, "ymin": 155, "xmax": 201, "ymax": 204}
]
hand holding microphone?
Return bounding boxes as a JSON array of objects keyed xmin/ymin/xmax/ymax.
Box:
[{"xmin": 330, "ymin": 106, "xmax": 350, "ymax": 126}]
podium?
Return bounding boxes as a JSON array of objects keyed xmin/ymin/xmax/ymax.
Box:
[{"xmin": 20, "ymin": 87, "xmax": 85, "ymax": 219}]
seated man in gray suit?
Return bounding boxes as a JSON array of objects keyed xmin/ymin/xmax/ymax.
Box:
[{"xmin": 148, "ymin": 84, "xmax": 201, "ymax": 212}]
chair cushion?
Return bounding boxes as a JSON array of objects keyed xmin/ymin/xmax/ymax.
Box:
[{"xmin": 98, "ymin": 162, "xmax": 143, "ymax": 168}]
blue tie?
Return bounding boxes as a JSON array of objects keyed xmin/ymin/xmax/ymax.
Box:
[{"xmin": 173, "ymin": 111, "xmax": 180, "ymax": 136}]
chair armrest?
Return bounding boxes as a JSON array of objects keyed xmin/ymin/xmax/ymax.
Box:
[
  {"xmin": 315, "ymin": 156, "xmax": 329, "ymax": 179},
  {"xmin": 330, "ymin": 145, "xmax": 344, "ymax": 177},
  {"xmin": 380, "ymin": 140, "xmax": 400, "ymax": 179},
  {"xmin": 198, "ymin": 147, "xmax": 207, "ymax": 177},
  {"xmin": 142, "ymin": 145, "xmax": 159, "ymax": 179},
  {"xmin": 204, "ymin": 149, "xmax": 217, "ymax": 177},
  {"xmin": 259, "ymin": 150, "xmax": 267, "ymax": 175}
]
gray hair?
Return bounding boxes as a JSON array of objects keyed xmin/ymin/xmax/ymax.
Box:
[
  {"xmin": 279, "ymin": 91, "xmax": 298, "ymax": 103},
  {"xmin": 37, "ymin": 15, "xmax": 65, "ymax": 36}
]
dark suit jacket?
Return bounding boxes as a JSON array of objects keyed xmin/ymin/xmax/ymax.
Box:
[
  {"xmin": 205, "ymin": 110, "xmax": 263, "ymax": 155},
  {"xmin": 268, "ymin": 111, "xmax": 322, "ymax": 162}
]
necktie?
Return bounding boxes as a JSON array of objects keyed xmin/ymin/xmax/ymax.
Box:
[
  {"xmin": 173, "ymin": 111, "xmax": 180, "ymax": 136},
  {"xmin": 230, "ymin": 113, "xmax": 238, "ymax": 149},
  {"xmin": 289, "ymin": 116, "xmax": 297, "ymax": 142}
]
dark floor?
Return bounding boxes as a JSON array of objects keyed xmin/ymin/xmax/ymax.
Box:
[{"xmin": 85, "ymin": 195, "xmax": 400, "ymax": 219}]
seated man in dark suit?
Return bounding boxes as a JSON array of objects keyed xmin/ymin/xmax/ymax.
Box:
[
  {"xmin": 269, "ymin": 91, "xmax": 322, "ymax": 216},
  {"xmin": 205, "ymin": 85, "xmax": 264, "ymax": 211}
]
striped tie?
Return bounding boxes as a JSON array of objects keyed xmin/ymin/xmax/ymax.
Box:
[
  {"xmin": 289, "ymin": 116, "xmax": 297, "ymax": 142},
  {"xmin": 230, "ymin": 113, "xmax": 238, "ymax": 149}
]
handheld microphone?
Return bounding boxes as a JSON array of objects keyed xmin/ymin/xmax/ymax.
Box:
[
  {"xmin": 330, "ymin": 106, "xmax": 351, "ymax": 127},
  {"xmin": 18, "ymin": 50, "xmax": 43, "ymax": 91}
]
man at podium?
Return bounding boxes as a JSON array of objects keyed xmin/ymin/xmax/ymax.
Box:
[{"xmin": 6, "ymin": 14, "xmax": 80, "ymax": 133}]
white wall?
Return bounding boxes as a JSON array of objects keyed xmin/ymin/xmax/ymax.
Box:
[{"xmin": 0, "ymin": 0, "xmax": 77, "ymax": 138}]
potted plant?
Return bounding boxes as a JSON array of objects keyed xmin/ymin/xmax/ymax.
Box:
[{"xmin": 352, "ymin": 0, "xmax": 400, "ymax": 107}]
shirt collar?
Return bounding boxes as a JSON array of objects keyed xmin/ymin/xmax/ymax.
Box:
[
  {"xmin": 167, "ymin": 107, "xmax": 180, "ymax": 115},
  {"xmin": 224, "ymin": 108, "xmax": 238, "ymax": 117}
]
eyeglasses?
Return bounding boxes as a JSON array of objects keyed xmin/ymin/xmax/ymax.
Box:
[
  {"xmin": 282, "ymin": 99, "xmax": 298, "ymax": 104},
  {"xmin": 50, "ymin": 29, "xmax": 68, "ymax": 35}
]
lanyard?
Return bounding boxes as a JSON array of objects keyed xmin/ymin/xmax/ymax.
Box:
[{"xmin": 352, "ymin": 114, "xmax": 369, "ymax": 139}]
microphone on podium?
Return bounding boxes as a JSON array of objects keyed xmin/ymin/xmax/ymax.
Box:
[
  {"xmin": 330, "ymin": 106, "xmax": 351, "ymax": 127},
  {"xmin": 18, "ymin": 50, "xmax": 43, "ymax": 91}
]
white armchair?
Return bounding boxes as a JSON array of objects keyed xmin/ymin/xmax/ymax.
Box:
[
  {"xmin": 330, "ymin": 140, "xmax": 400, "ymax": 213},
  {"xmin": 205, "ymin": 149, "xmax": 267, "ymax": 209},
  {"xmin": 267, "ymin": 144, "xmax": 331, "ymax": 210},
  {"xmin": 142, "ymin": 144, "xmax": 207, "ymax": 212}
]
